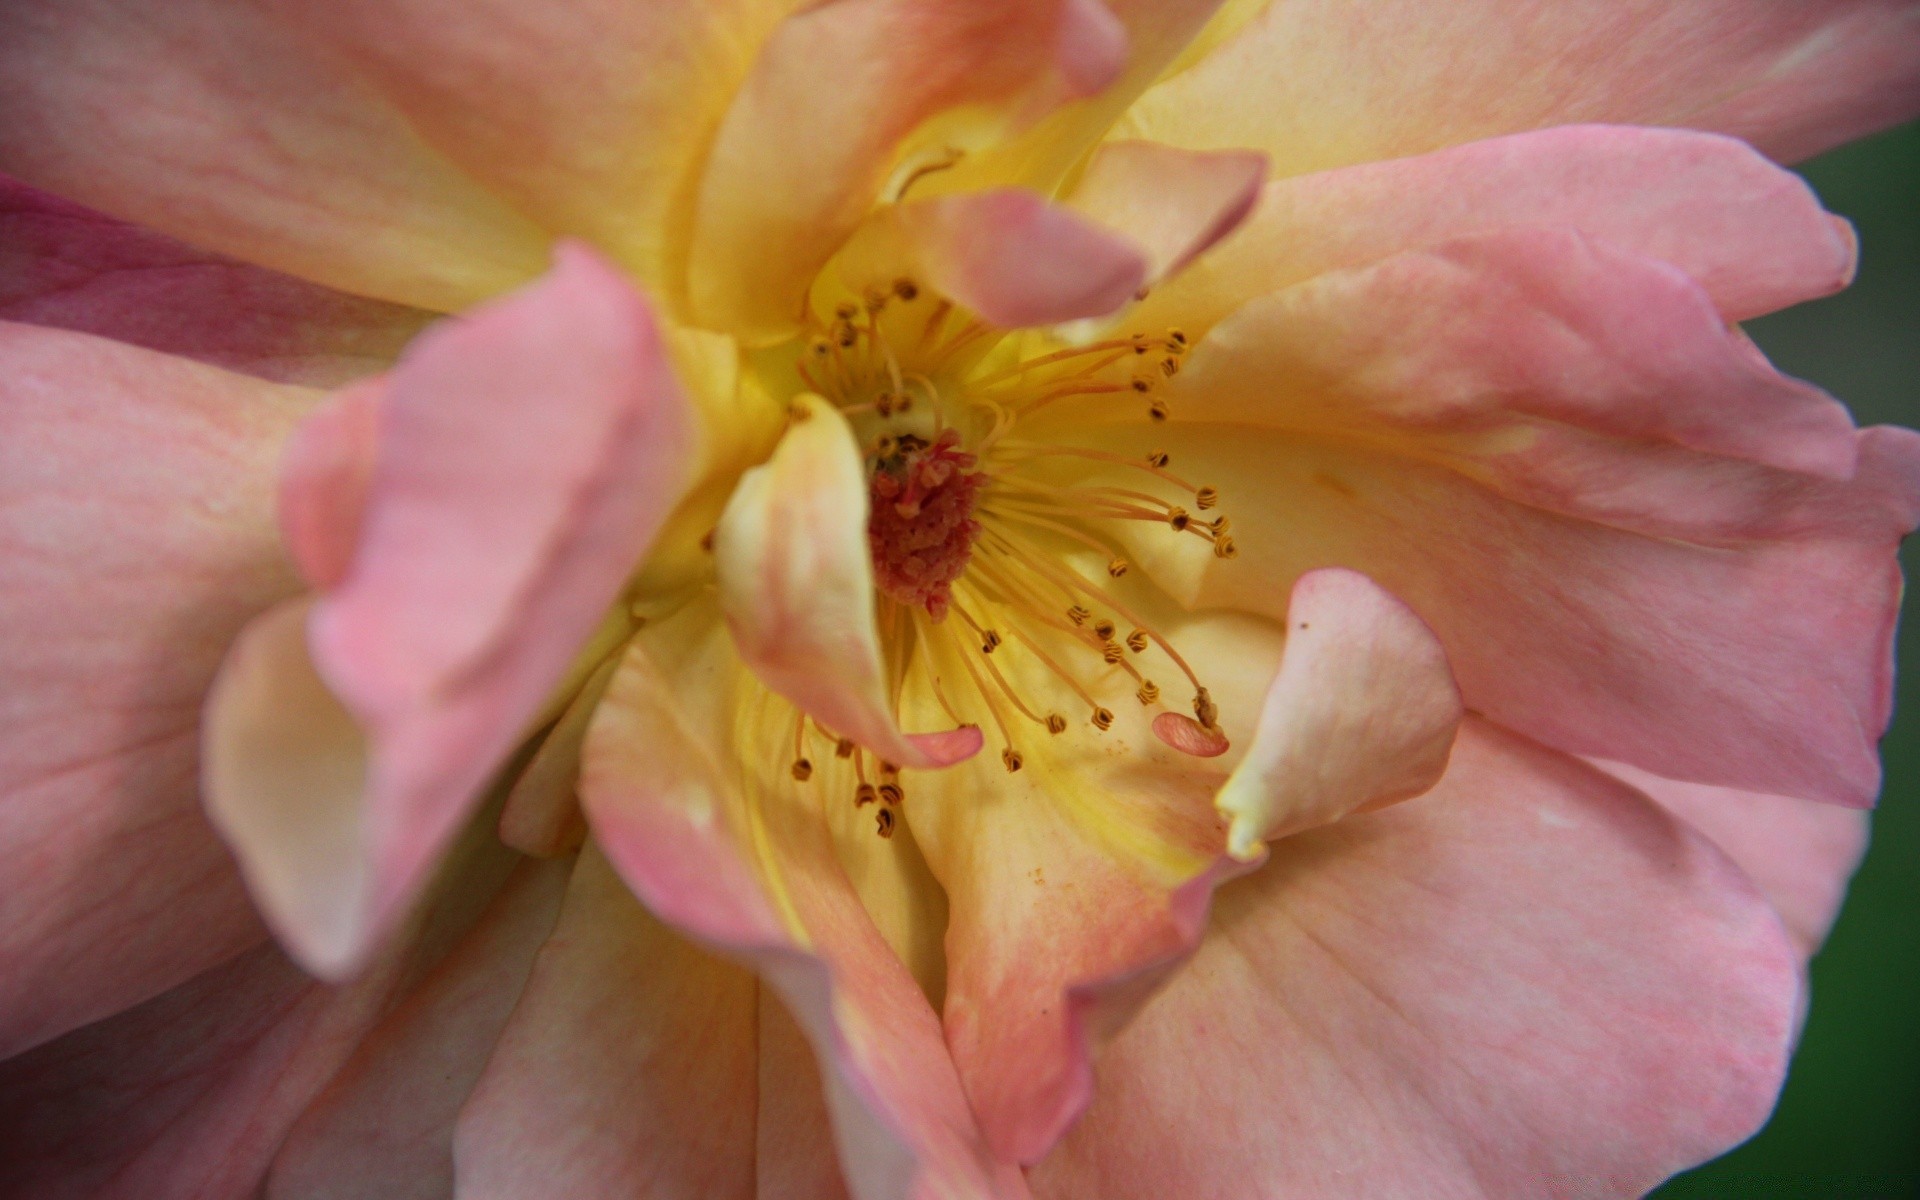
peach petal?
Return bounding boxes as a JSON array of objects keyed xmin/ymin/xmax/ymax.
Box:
[
  {"xmin": 579, "ymin": 624, "xmax": 1029, "ymax": 1199},
  {"xmin": 688, "ymin": 0, "xmax": 1129, "ymax": 340},
  {"xmin": 0, "ymin": 0, "xmax": 549, "ymax": 311},
  {"xmin": 1215, "ymin": 568, "xmax": 1462, "ymax": 860},
  {"xmin": 1032, "ymin": 720, "xmax": 1801, "ymax": 1198},
  {"xmin": 1064, "ymin": 141, "xmax": 1265, "ymax": 284},
  {"xmin": 1136, "ymin": 125, "xmax": 1862, "ymax": 338},
  {"xmin": 0, "ymin": 174, "xmax": 433, "ymax": 386},
  {"xmin": 714, "ymin": 395, "xmax": 977, "ymax": 770},
  {"xmin": 0, "ymin": 323, "xmax": 306, "ymax": 1059},
  {"xmin": 1118, "ymin": 1, "xmax": 1920, "ymax": 172}
]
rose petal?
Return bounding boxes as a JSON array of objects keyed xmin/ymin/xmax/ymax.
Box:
[
  {"xmin": 713, "ymin": 394, "xmax": 979, "ymax": 770},
  {"xmin": 277, "ymin": 376, "xmax": 385, "ymax": 591},
  {"xmin": 1064, "ymin": 141, "xmax": 1264, "ymax": 284},
  {"xmin": 0, "ymin": 323, "xmax": 307, "ymax": 1059},
  {"xmin": 267, "ymin": 858, "xmax": 570, "ymax": 1198},
  {"xmin": 0, "ymin": 174, "xmax": 433, "ymax": 386},
  {"xmin": 1134, "ymin": 125, "xmax": 1861, "ymax": 338},
  {"xmin": 1031, "ymin": 719, "xmax": 1801, "ymax": 1198},
  {"xmin": 1104, "ymin": 423, "xmax": 1918, "ymax": 810},
  {"xmin": 1215, "ymin": 568, "xmax": 1461, "ymax": 860},
  {"xmin": 1118, "ymin": 1, "xmax": 1920, "ymax": 171},
  {"xmin": 0, "ymin": 0, "xmax": 549, "ymax": 311},
  {"xmin": 204, "ymin": 245, "xmax": 698, "ymax": 977},
  {"xmin": 578, "ymin": 609, "xmax": 1028, "ymax": 1199},
  {"xmin": 1597, "ymin": 760, "xmax": 1871, "ymax": 960},
  {"xmin": 687, "ymin": 0, "xmax": 1132, "ymax": 340}
]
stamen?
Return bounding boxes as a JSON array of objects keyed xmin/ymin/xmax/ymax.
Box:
[{"xmin": 876, "ymin": 806, "xmax": 897, "ymax": 837}]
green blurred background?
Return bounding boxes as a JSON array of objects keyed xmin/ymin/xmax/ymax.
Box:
[{"xmin": 1656, "ymin": 121, "xmax": 1920, "ymax": 1198}]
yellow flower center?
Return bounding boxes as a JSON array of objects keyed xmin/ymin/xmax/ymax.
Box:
[{"xmin": 787, "ymin": 278, "xmax": 1236, "ymax": 834}]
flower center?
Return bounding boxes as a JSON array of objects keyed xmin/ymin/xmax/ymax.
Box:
[{"xmin": 791, "ymin": 279, "xmax": 1237, "ymax": 833}]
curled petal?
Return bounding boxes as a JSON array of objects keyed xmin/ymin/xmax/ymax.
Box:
[
  {"xmin": 714, "ymin": 394, "xmax": 978, "ymax": 770},
  {"xmin": 277, "ymin": 376, "xmax": 384, "ymax": 591},
  {"xmin": 205, "ymin": 245, "xmax": 698, "ymax": 978},
  {"xmin": 1215, "ymin": 569, "xmax": 1461, "ymax": 860},
  {"xmin": 1064, "ymin": 141, "xmax": 1265, "ymax": 284}
]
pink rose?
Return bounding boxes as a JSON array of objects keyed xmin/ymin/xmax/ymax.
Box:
[{"xmin": 3, "ymin": 2, "xmax": 1918, "ymax": 1196}]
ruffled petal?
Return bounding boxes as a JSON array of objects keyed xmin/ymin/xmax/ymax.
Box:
[
  {"xmin": 268, "ymin": 858, "xmax": 570, "ymax": 1198},
  {"xmin": 899, "ymin": 601, "xmax": 1283, "ymax": 1163},
  {"xmin": 1063, "ymin": 141, "xmax": 1264, "ymax": 285},
  {"xmin": 1599, "ymin": 761, "xmax": 1870, "ymax": 960},
  {"xmin": 578, "ymin": 606, "xmax": 1029, "ymax": 1200},
  {"xmin": 1118, "ymin": 1, "xmax": 1920, "ymax": 171},
  {"xmin": 1216, "ymin": 568, "xmax": 1460, "ymax": 860},
  {"xmin": 1135, "ymin": 125, "xmax": 1860, "ymax": 338},
  {"xmin": 452, "ymin": 846, "xmax": 760, "ymax": 1199},
  {"xmin": 714, "ymin": 394, "xmax": 981, "ymax": 770},
  {"xmin": 1102, "ymin": 419, "xmax": 1919, "ymax": 811},
  {"xmin": 686, "ymin": 0, "xmax": 1132, "ymax": 340},
  {"xmin": 203, "ymin": 246, "xmax": 699, "ymax": 978},
  {"xmin": 1031, "ymin": 719, "xmax": 1801, "ymax": 1199},
  {"xmin": 0, "ymin": 175, "xmax": 432, "ymax": 386},
  {"xmin": 0, "ymin": 0, "xmax": 549, "ymax": 311},
  {"xmin": 0, "ymin": 323, "xmax": 307, "ymax": 1059}
]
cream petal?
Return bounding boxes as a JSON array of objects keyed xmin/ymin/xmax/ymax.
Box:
[
  {"xmin": 1064, "ymin": 141, "xmax": 1264, "ymax": 284},
  {"xmin": 714, "ymin": 394, "xmax": 979, "ymax": 770},
  {"xmin": 1215, "ymin": 568, "xmax": 1461, "ymax": 860}
]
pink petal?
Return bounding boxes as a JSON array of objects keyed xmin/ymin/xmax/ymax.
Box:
[
  {"xmin": 1107, "ymin": 422, "xmax": 1919, "ymax": 810},
  {"xmin": 1216, "ymin": 568, "xmax": 1461, "ymax": 859},
  {"xmin": 1064, "ymin": 141, "xmax": 1265, "ymax": 284},
  {"xmin": 1120, "ymin": 1, "xmax": 1920, "ymax": 172},
  {"xmin": 204, "ymin": 245, "xmax": 697, "ymax": 977},
  {"xmin": 903, "ymin": 607, "xmax": 1284, "ymax": 1165},
  {"xmin": 1598, "ymin": 760, "xmax": 1870, "ymax": 960},
  {"xmin": 1138, "ymin": 125, "xmax": 1860, "ymax": 337},
  {"xmin": 268, "ymin": 858, "xmax": 570, "ymax": 1198},
  {"xmin": 687, "ymin": 0, "xmax": 1136, "ymax": 339},
  {"xmin": 578, "ymin": 617, "xmax": 1029, "ymax": 1199},
  {"xmin": 0, "ymin": 829, "xmax": 517, "ymax": 1198},
  {"xmin": 713, "ymin": 395, "xmax": 980, "ymax": 770},
  {"xmin": 452, "ymin": 847, "xmax": 760, "ymax": 1199},
  {"xmin": 0, "ymin": 175, "xmax": 433, "ymax": 386},
  {"xmin": 0, "ymin": 0, "xmax": 549, "ymax": 311},
  {"xmin": 0, "ymin": 323, "xmax": 306, "ymax": 1059},
  {"xmin": 889, "ymin": 189, "xmax": 1149, "ymax": 330},
  {"xmin": 277, "ymin": 376, "xmax": 385, "ymax": 591},
  {"xmin": 1165, "ymin": 228, "xmax": 1870, "ymax": 529},
  {"xmin": 1031, "ymin": 719, "xmax": 1801, "ymax": 1198},
  {"xmin": 494, "ymin": 656, "xmax": 620, "ymax": 859}
]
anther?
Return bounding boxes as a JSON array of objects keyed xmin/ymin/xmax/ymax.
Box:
[
  {"xmin": 1147, "ymin": 450, "xmax": 1170, "ymax": 468},
  {"xmin": 878, "ymin": 782, "xmax": 904, "ymax": 805},
  {"xmin": 788, "ymin": 402, "xmax": 813, "ymax": 423},
  {"xmin": 1159, "ymin": 357, "xmax": 1180, "ymax": 378},
  {"xmin": 1138, "ymin": 680, "xmax": 1161, "ymax": 705},
  {"xmin": 1002, "ymin": 747, "xmax": 1024, "ymax": 773},
  {"xmin": 699, "ymin": 529, "xmax": 715, "ymax": 553},
  {"xmin": 1195, "ymin": 486, "xmax": 1219, "ymax": 510},
  {"xmin": 1193, "ymin": 686, "xmax": 1219, "ymax": 728},
  {"xmin": 981, "ymin": 629, "xmax": 1002, "ymax": 654},
  {"xmin": 875, "ymin": 807, "xmax": 896, "ymax": 838},
  {"xmin": 834, "ymin": 302, "xmax": 858, "ymax": 321},
  {"xmin": 1168, "ymin": 507, "xmax": 1190, "ymax": 531},
  {"xmin": 893, "ymin": 277, "xmax": 919, "ymax": 301},
  {"xmin": 1148, "ymin": 399, "xmax": 1170, "ymax": 421},
  {"xmin": 1209, "ymin": 515, "xmax": 1230, "ymax": 533},
  {"xmin": 1131, "ymin": 334, "xmax": 1151, "ymax": 354},
  {"xmin": 809, "ymin": 336, "xmax": 831, "ymax": 357},
  {"xmin": 1093, "ymin": 619, "xmax": 1117, "ymax": 641},
  {"xmin": 1102, "ymin": 644, "xmax": 1125, "ymax": 664},
  {"xmin": 874, "ymin": 434, "xmax": 899, "ymax": 459},
  {"xmin": 1130, "ymin": 375, "xmax": 1154, "ymax": 394},
  {"xmin": 835, "ymin": 737, "xmax": 856, "ymax": 759},
  {"xmin": 876, "ymin": 392, "xmax": 896, "ymax": 417},
  {"xmin": 1092, "ymin": 707, "xmax": 1116, "ymax": 731},
  {"xmin": 836, "ymin": 323, "xmax": 858, "ymax": 348},
  {"xmin": 1107, "ymin": 558, "xmax": 1129, "ymax": 578},
  {"xmin": 1168, "ymin": 328, "xmax": 1188, "ymax": 347},
  {"xmin": 863, "ymin": 284, "xmax": 891, "ymax": 312},
  {"xmin": 855, "ymin": 783, "xmax": 878, "ymax": 806},
  {"xmin": 1213, "ymin": 535, "xmax": 1238, "ymax": 559},
  {"xmin": 791, "ymin": 758, "xmax": 813, "ymax": 782},
  {"xmin": 1067, "ymin": 605, "xmax": 1091, "ymax": 626},
  {"xmin": 1126, "ymin": 629, "xmax": 1149, "ymax": 653},
  {"xmin": 1045, "ymin": 714, "xmax": 1068, "ymax": 734}
]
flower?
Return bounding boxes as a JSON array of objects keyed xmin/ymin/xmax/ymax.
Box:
[{"xmin": 3, "ymin": 2, "xmax": 1919, "ymax": 1197}]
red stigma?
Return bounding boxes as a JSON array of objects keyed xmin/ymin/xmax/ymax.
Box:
[{"xmin": 868, "ymin": 430, "xmax": 982, "ymax": 620}]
